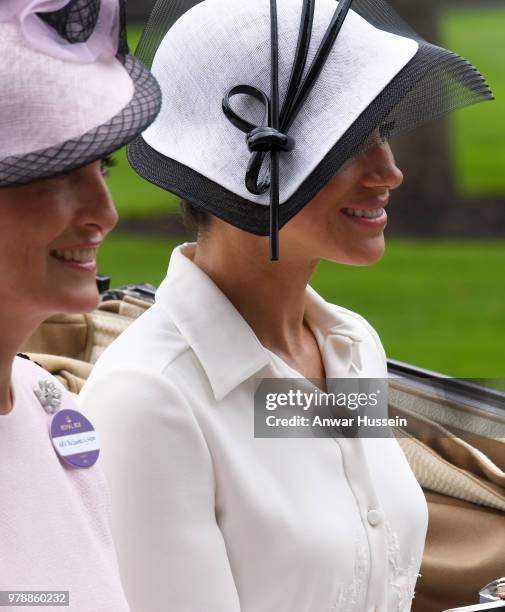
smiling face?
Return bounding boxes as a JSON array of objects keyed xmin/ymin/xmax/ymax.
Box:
[
  {"xmin": 0, "ymin": 161, "xmax": 118, "ymax": 320},
  {"xmin": 280, "ymin": 138, "xmax": 404, "ymax": 266},
  {"xmin": 197, "ymin": 137, "xmax": 404, "ymax": 269}
]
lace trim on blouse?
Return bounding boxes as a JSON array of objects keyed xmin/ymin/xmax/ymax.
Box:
[
  {"xmin": 328, "ymin": 531, "xmax": 370, "ymax": 611},
  {"xmin": 328, "ymin": 522, "xmax": 420, "ymax": 612},
  {"xmin": 386, "ymin": 521, "xmax": 421, "ymax": 612}
]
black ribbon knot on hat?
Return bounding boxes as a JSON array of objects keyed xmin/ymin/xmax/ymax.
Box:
[{"xmin": 222, "ymin": 0, "xmax": 355, "ymax": 261}]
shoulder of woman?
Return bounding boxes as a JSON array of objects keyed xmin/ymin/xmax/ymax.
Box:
[
  {"xmin": 15, "ymin": 352, "xmax": 42, "ymax": 369},
  {"xmin": 326, "ymin": 303, "xmax": 387, "ymax": 362},
  {"xmin": 14, "ymin": 352, "xmax": 76, "ymax": 400},
  {"xmin": 79, "ymin": 364, "xmax": 212, "ymax": 468},
  {"xmin": 80, "ymin": 362, "xmax": 193, "ymax": 424},
  {"xmin": 86, "ymin": 302, "xmax": 191, "ymax": 383},
  {"xmin": 15, "ymin": 352, "xmax": 63, "ymax": 385}
]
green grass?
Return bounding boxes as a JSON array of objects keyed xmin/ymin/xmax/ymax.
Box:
[
  {"xmin": 97, "ymin": 235, "xmax": 178, "ymax": 287},
  {"xmin": 105, "ymin": 146, "xmax": 180, "ymax": 217},
  {"xmin": 105, "ymin": 26, "xmax": 181, "ymax": 218},
  {"xmin": 441, "ymin": 7, "xmax": 505, "ymax": 196},
  {"xmin": 98, "ymin": 236, "xmax": 505, "ymax": 378}
]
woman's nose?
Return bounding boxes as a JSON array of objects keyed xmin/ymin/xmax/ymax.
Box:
[
  {"xmin": 77, "ymin": 163, "xmax": 119, "ymax": 235},
  {"xmin": 359, "ymin": 142, "xmax": 404, "ymax": 191}
]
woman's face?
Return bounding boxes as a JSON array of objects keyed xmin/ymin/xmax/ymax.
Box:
[
  {"xmin": 281, "ymin": 139, "xmax": 404, "ymax": 266},
  {"xmin": 0, "ymin": 161, "xmax": 118, "ymax": 320}
]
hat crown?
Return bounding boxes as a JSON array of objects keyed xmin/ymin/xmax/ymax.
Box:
[
  {"xmin": 143, "ymin": 0, "xmax": 418, "ymax": 205},
  {"xmin": 0, "ymin": 23, "xmax": 134, "ymax": 161},
  {"xmin": 0, "ymin": 0, "xmax": 121, "ymax": 63}
]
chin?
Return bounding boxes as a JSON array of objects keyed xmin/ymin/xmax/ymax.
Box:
[
  {"xmin": 324, "ymin": 236, "xmax": 385, "ymax": 266},
  {"xmin": 354, "ymin": 246, "xmax": 385, "ymax": 266},
  {"xmin": 49, "ymin": 287, "xmax": 101, "ymax": 315}
]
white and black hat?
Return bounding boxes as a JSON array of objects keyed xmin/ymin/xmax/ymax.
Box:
[
  {"xmin": 128, "ymin": 0, "xmax": 493, "ymax": 259},
  {"xmin": 0, "ymin": 0, "xmax": 161, "ymax": 187}
]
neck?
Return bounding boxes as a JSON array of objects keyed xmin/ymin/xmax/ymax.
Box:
[
  {"xmin": 192, "ymin": 228, "xmax": 319, "ymax": 353},
  {"xmin": 0, "ymin": 309, "xmax": 43, "ymax": 415}
]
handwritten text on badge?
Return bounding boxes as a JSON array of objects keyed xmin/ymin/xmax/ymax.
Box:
[{"xmin": 51, "ymin": 409, "xmax": 100, "ymax": 469}]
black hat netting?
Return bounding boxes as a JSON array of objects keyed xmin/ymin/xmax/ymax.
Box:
[
  {"xmin": 128, "ymin": 0, "xmax": 494, "ymax": 238},
  {"xmin": 37, "ymin": 0, "xmax": 129, "ymax": 53},
  {"xmin": 38, "ymin": 0, "xmax": 101, "ymax": 44},
  {"xmin": 347, "ymin": 0, "xmax": 492, "ymax": 154},
  {"xmin": 0, "ymin": 56, "xmax": 160, "ymax": 187}
]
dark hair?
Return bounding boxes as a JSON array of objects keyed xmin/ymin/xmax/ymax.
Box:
[{"xmin": 180, "ymin": 200, "xmax": 213, "ymax": 232}]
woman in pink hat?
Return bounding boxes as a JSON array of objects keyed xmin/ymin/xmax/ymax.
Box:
[{"xmin": 0, "ymin": 1, "xmax": 160, "ymax": 610}]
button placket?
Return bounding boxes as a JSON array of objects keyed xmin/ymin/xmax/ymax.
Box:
[{"xmin": 332, "ymin": 437, "xmax": 389, "ymax": 612}]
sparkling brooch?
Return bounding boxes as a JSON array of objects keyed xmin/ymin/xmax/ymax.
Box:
[{"xmin": 34, "ymin": 378, "xmax": 62, "ymax": 414}]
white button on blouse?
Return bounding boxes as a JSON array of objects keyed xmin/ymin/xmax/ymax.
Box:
[
  {"xmin": 80, "ymin": 243, "xmax": 428, "ymax": 612},
  {"xmin": 367, "ymin": 509, "xmax": 383, "ymax": 527}
]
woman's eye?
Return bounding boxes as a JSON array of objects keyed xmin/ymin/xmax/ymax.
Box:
[
  {"xmin": 379, "ymin": 121, "xmax": 396, "ymax": 142},
  {"xmin": 101, "ymin": 155, "xmax": 116, "ymax": 178},
  {"xmin": 43, "ymin": 168, "xmax": 75, "ymax": 184}
]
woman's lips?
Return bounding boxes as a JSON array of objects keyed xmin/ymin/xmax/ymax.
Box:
[
  {"xmin": 49, "ymin": 246, "xmax": 98, "ymax": 272},
  {"xmin": 340, "ymin": 197, "xmax": 389, "ymax": 228}
]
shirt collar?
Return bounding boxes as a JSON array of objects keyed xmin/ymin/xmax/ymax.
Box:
[{"xmin": 156, "ymin": 243, "xmax": 365, "ymax": 400}]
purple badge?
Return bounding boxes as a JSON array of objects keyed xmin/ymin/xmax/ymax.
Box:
[{"xmin": 50, "ymin": 409, "xmax": 100, "ymax": 469}]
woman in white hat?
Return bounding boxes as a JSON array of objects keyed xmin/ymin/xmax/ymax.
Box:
[
  {"xmin": 81, "ymin": 0, "xmax": 493, "ymax": 611},
  {"xmin": 0, "ymin": 1, "xmax": 160, "ymax": 610}
]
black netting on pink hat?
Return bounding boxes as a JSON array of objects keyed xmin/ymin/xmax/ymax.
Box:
[
  {"xmin": 38, "ymin": 0, "xmax": 101, "ymax": 44},
  {"xmin": 37, "ymin": 0, "xmax": 129, "ymax": 54}
]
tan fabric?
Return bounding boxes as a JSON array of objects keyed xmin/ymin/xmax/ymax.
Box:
[
  {"xmin": 23, "ymin": 313, "xmax": 92, "ymax": 362},
  {"xmin": 22, "ymin": 296, "xmax": 151, "ymax": 366},
  {"xmin": 389, "ymin": 382, "xmax": 505, "ymax": 450},
  {"xmin": 412, "ymin": 492, "xmax": 505, "ymax": 612},
  {"xmin": 27, "ymin": 353, "xmax": 93, "ymax": 394},
  {"xmin": 22, "ymin": 298, "xmax": 505, "ymax": 611},
  {"xmin": 390, "ymin": 402, "xmax": 505, "ymax": 501},
  {"xmin": 397, "ymin": 431, "xmax": 505, "ymax": 610},
  {"xmin": 391, "ymin": 390, "xmax": 505, "ymax": 610},
  {"xmin": 397, "ymin": 434, "xmax": 505, "ymax": 512}
]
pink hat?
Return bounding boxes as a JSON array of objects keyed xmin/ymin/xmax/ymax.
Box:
[{"xmin": 0, "ymin": 0, "xmax": 161, "ymax": 186}]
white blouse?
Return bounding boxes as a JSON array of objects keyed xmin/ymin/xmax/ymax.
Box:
[{"xmin": 80, "ymin": 243, "xmax": 428, "ymax": 612}]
